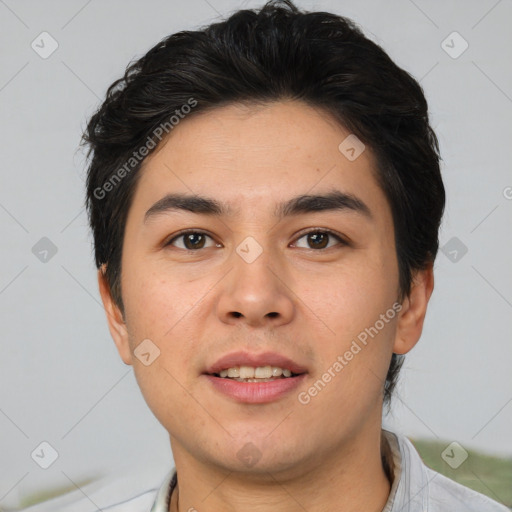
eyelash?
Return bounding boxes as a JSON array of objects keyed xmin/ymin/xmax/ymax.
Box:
[{"xmin": 165, "ymin": 228, "xmax": 348, "ymax": 251}]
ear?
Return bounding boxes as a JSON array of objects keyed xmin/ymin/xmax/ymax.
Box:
[
  {"xmin": 393, "ymin": 263, "xmax": 434, "ymax": 355},
  {"xmin": 97, "ymin": 265, "xmax": 133, "ymax": 365}
]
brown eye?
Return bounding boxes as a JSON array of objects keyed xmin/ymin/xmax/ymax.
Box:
[
  {"xmin": 306, "ymin": 232, "xmax": 329, "ymax": 249},
  {"xmin": 167, "ymin": 231, "xmax": 217, "ymax": 250},
  {"xmin": 293, "ymin": 230, "xmax": 345, "ymax": 250},
  {"xmin": 183, "ymin": 233, "xmax": 206, "ymax": 250}
]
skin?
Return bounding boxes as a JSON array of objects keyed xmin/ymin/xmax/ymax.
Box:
[{"xmin": 98, "ymin": 100, "xmax": 434, "ymax": 512}]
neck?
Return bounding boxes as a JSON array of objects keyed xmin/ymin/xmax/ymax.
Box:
[{"xmin": 168, "ymin": 427, "xmax": 392, "ymax": 512}]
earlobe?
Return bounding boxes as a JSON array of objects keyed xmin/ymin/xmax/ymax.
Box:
[
  {"xmin": 97, "ymin": 266, "xmax": 133, "ymax": 366},
  {"xmin": 393, "ymin": 264, "xmax": 434, "ymax": 355}
]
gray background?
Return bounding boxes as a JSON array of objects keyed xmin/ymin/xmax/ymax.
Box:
[{"xmin": 1, "ymin": 0, "xmax": 511, "ymax": 508}]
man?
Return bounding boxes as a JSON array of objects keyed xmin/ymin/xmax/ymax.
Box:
[{"xmin": 25, "ymin": 0, "xmax": 509, "ymax": 510}]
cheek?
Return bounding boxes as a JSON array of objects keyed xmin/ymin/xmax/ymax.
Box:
[
  {"xmin": 122, "ymin": 262, "xmax": 197, "ymax": 340},
  {"xmin": 296, "ymin": 254, "xmax": 398, "ymax": 390},
  {"xmin": 304, "ymin": 258, "xmax": 397, "ymax": 336},
  {"xmin": 121, "ymin": 268, "xmax": 199, "ymax": 425},
  {"xmin": 121, "ymin": 263, "xmax": 206, "ymax": 379}
]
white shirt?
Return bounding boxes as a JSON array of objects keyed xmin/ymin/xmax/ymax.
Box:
[{"xmin": 22, "ymin": 430, "xmax": 509, "ymax": 511}]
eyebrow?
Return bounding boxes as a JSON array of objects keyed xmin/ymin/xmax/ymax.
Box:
[{"xmin": 143, "ymin": 190, "xmax": 373, "ymax": 223}]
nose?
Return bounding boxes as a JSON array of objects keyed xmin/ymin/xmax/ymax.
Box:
[{"xmin": 215, "ymin": 246, "xmax": 295, "ymax": 328}]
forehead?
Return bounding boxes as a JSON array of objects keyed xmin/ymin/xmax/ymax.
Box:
[{"xmin": 130, "ymin": 100, "xmax": 389, "ymax": 220}]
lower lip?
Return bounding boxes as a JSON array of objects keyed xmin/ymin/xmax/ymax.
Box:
[{"xmin": 203, "ymin": 374, "xmax": 307, "ymax": 403}]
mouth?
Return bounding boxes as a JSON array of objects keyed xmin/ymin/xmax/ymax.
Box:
[
  {"xmin": 208, "ymin": 365, "xmax": 303, "ymax": 382},
  {"xmin": 202, "ymin": 351, "xmax": 308, "ymax": 403},
  {"xmin": 204, "ymin": 350, "xmax": 308, "ymax": 378}
]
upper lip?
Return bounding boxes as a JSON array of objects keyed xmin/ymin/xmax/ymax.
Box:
[{"xmin": 204, "ymin": 351, "xmax": 309, "ymax": 375}]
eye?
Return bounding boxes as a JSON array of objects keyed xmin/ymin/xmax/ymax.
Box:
[
  {"xmin": 292, "ymin": 229, "xmax": 346, "ymax": 250},
  {"xmin": 166, "ymin": 230, "xmax": 219, "ymax": 251}
]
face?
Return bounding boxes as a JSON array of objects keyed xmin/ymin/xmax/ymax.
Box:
[{"xmin": 99, "ymin": 100, "xmax": 431, "ymax": 477}]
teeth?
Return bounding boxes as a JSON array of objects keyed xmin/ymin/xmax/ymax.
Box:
[
  {"xmin": 233, "ymin": 378, "xmax": 276, "ymax": 383},
  {"xmin": 216, "ymin": 365, "xmax": 294, "ymax": 379},
  {"xmin": 272, "ymin": 367, "xmax": 283, "ymax": 377},
  {"xmin": 239, "ymin": 366, "xmax": 255, "ymax": 379},
  {"xmin": 255, "ymin": 366, "xmax": 272, "ymax": 378}
]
